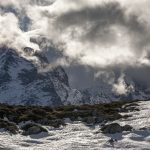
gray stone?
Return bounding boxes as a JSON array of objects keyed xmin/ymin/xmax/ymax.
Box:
[
  {"xmin": 21, "ymin": 123, "xmax": 48, "ymax": 135},
  {"xmin": 122, "ymin": 125, "xmax": 133, "ymax": 131},
  {"xmin": 101, "ymin": 123, "xmax": 122, "ymax": 134},
  {"xmin": 101, "ymin": 123, "xmax": 133, "ymax": 134}
]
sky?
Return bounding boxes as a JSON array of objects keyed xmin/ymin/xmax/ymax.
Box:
[{"xmin": 0, "ymin": 0, "xmax": 150, "ymax": 95}]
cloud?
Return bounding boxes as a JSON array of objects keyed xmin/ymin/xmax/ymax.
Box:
[
  {"xmin": 51, "ymin": 1, "xmax": 150, "ymax": 68},
  {"xmin": 0, "ymin": 12, "xmax": 39, "ymax": 52},
  {"xmin": 1, "ymin": 0, "xmax": 150, "ymax": 93},
  {"xmin": 112, "ymin": 74, "xmax": 134, "ymax": 95}
]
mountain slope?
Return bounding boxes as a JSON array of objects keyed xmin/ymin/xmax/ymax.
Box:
[
  {"xmin": 82, "ymin": 81, "xmax": 150, "ymax": 104},
  {"xmin": 0, "ymin": 47, "xmax": 82, "ymax": 106}
]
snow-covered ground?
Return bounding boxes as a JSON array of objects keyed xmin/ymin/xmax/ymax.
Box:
[{"xmin": 0, "ymin": 100, "xmax": 150, "ymax": 150}]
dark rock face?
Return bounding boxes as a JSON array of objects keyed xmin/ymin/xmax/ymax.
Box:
[
  {"xmin": 0, "ymin": 72, "xmax": 11, "ymax": 85},
  {"xmin": 51, "ymin": 67, "xmax": 69, "ymax": 87},
  {"xmin": 18, "ymin": 68, "xmax": 38, "ymax": 85}
]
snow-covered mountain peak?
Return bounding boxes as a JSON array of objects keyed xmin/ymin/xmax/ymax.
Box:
[{"xmin": 0, "ymin": 47, "xmax": 82, "ymax": 106}]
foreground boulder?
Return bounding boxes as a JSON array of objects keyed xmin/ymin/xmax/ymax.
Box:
[
  {"xmin": 0, "ymin": 119, "xmax": 19, "ymax": 134},
  {"xmin": 21, "ymin": 123, "xmax": 48, "ymax": 135},
  {"xmin": 101, "ymin": 123, "xmax": 133, "ymax": 134},
  {"xmin": 101, "ymin": 123, "xmax": 122, "ymax": 134},
  {"xmin": 122, "ymin": 125, "xmax": 133, "ymax": 131}
]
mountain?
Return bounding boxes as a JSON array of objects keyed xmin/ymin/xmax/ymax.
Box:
[
  {"xmin": 82, "ymin": 80, "xmax": 150, "ymax": 104},
  {"xmin": 0, "ymin": 47, "xmax": 82, "ymax": 106},
  {"xmin": 0, "ymin": 47, "xmax": 149, "ymax": 106}
]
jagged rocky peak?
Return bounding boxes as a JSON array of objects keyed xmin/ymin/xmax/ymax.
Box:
[{"xmin": 0, "ymin": 47, "xmax": 82, "ymax": 106}]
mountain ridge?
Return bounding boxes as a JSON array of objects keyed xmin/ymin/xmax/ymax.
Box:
[
  {"xmin": 0, "ymin": 47, "xmax": 150, "ymax": 106},
  {"xmin": 0, "ymin": 47, "xmax": 82, "ymax": 106}
]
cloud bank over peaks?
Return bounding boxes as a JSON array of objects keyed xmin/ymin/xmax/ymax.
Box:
[{"xmin": 0, "ymin": 0, "xmax": 150, "ymax": 95}]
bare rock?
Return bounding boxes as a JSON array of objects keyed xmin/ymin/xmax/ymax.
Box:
[{"xmin": 21, "ymin": 123, "xmax": 48, "ymax": 135}]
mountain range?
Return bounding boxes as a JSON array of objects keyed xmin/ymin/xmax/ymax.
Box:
[{"xmin": 0, "ymin": 47, "xmax": 149, "ymax": 106}]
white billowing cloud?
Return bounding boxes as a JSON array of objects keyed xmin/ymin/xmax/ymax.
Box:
[
  {"xmin": 94, "ymin": 70, "xmax": 135, "ymax": 95},
  {"xmin": 112, "ymin": 74, "xmax": 134, "ymax": 95},
  {"xmin": 58, "ymin": 25, "xmax": 136, "ymax": 68},
  {"xmin": 0, "ymin": 13, "xmax": 39, "ymax": 52}
]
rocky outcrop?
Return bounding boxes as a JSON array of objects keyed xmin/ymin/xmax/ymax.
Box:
[
  {"xmin": 101, "ymin": 123, "xmax": 122, "ymax": 134},
  {"xmin": 21, "ymin": 123, "xmax": 48, "ymax": 135},
  {"xmin": 0, "ymin": 119, "xmax": 19, "ymax": 134},
  {"xmin": 122, "ymin": 125, "xmax": 133, "ymax": 131},
  {"xmin": 101, "ymin": 123, "xmax": 133, "ymax": 134}
]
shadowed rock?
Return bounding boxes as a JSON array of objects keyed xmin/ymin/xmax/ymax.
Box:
[
  {"xmin": 21, "ymin": 123, "xmax": 48, "ymax": 135},
  {"xmin": 101, "ymin": 123, "xmax": 133, "ymax": 134},
  {"xmin": 0, "ymin": 119, "xmax": 19, "ymax": 134}
]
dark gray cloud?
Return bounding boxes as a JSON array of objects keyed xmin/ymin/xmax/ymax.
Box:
[
  {"xmin": 55, "ymin": 1, "xmax": 148, "ymax": 52},
  {"xmin": 29, "ymin": 0, "xmax": 54, "ymax": 6},
  {"xmin": 56, "ymin": 2, "xmax": 123, "ymax": 26},
  {"xmin": 55, "ymin": 2, "xmax": 123, "ymax": 44}
]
